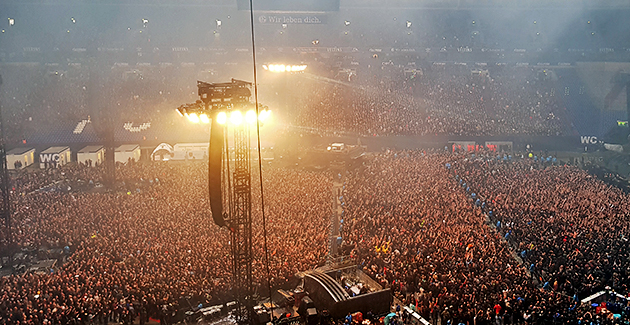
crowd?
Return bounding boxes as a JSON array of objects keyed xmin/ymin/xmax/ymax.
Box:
[
  {"xmin": 0, "ymin": 162, "xmax": 331, "ymax": 324},
  {"xmin": 1, "ymin": 149, "xmax": 630, "ymax": 324},
  {"xmin": 450, "ymin": 152, "xmax": 630, "ymax": 298},
  {"xmin": 293, "ymin": 66, "xmax": 571, "ymax": 137},
  {"xmin": 1, "ymin": 63, "xmax": 574, "ymax": 146},
  {"xmin": 342, "ymin": 150, "xmax": 630, "ymax": 324},
  {"xmin": 0, "ymin": 64, "xmax": 203, "ymax": 144}
]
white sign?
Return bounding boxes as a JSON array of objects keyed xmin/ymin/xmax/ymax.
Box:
[{"xmin": 580, "ymin": 136, "xmax": 600, "ymax": 144}]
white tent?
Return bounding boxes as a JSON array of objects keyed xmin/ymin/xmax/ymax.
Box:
[
  {"xmin": 78, "ymin": 145, "xmax": 105, "ymax": 166},
  {"xmin": 151, "ymin": 143, "xmax": 174, "ymax": 161},
  {"xmin": 115, "ymin": 144, "xmax": 141, "ymax": 163},
  {"xmin": 39, "ymin": 146, "xmax": 71, "ymax": 169},
  {"xmin": 6, "ymin": 148, "xmax": 35, "ymax": 170}
]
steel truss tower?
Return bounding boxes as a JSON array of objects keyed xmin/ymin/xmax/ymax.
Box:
[
  {"xmin": 180, "ymin": 79, "xmax": 255, "ymax": 324},
  {"xmin": 230, "ymin": 124, "xmax": 254, "ymax": 323}
]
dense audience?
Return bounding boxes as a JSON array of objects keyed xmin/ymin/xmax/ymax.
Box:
[
  {"xmin": 451, "ymin": 152, "xmax": 630, "ymax": 298},
  {"xmin": 0, "ymin": 162, "xmax": 330, "ymax": 324},
  {"xmin": 1, "ymin": 149, "xmax": 629, "ymax": 324},
  {"xmin": 1, "ymin": 63, "xmax": 574, "ymax": 146},
  {"xmin": 293, "ymin": 66, "xmax": 570, "ymax": 137}
]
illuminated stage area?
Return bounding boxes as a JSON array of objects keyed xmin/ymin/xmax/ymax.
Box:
[
  {"xmin": 301, "ymin": 264, "xmax": 392, "ymax": 318},
  {"xmin": 250, "ymin": 262, "xmax": 392, "ymax": 325}
]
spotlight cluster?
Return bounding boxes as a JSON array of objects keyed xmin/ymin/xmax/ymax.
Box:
[
  {"xmin": 176, "ymin": 102, "xmax": 271, "ymax": 126},
  {"xmin": 262, "ymin": 64, "xmax": 307, "ymax": 73}
]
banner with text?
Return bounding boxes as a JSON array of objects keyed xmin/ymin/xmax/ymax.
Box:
[{"xmin": 257, "ymin": 14, "xmax": 327, "ymax": 25}]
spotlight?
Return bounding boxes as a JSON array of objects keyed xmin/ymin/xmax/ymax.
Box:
[
  {"xmin": 142, "ymin": 18, "xmax": 149, "ymax": 27},
  {"xmin": 216, "ymin": 19, "xmax": 222, "ymax": 27},
  {"xmin": 245, "ymin": 110, "xmax": 257, "ymax": 124},
  {"xmin": 259, "ymin": 110, "xmax": 271, "ymax": 122},
  {"xmin": 217, "ymin": 111, "xmax": 227, "ymax": 125},
  {"xmin": 282, "ymin": 23, "xmax": 287, "ymax": 29},
  {"xmin": 230, "ymin": 110, "xmax": 242, "ymax": 125},
  {"xmin": 188, "ymin": 112, "xmax": 200, "ymax": 123},
  {"xmin": 312, "ymin": 39, "xmax": 319, "ymax": 45},
  {"xmin": 265, "ymin": 64, "xmax": 307, "ymax": 73},
  {"xmin": 8, "ymin": 18, "xmax": 15, "ymax": 26},
  {"xmin": 344, "ymin": 20, "xmax": 350, "ymax": 26},
  {"xmin": 200, "ymin": 113, "xmax": 210, "ymax": 124},
  {"xmin": 71, "ymin": 17, "xmax": 76, "ymax": 24},
  {"xmin": 406, "ymin": 21, "xmax": 412, "ymax": 28}
]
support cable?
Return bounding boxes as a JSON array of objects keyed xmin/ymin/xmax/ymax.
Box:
[{"xmin": 247, "ymin": 0, "xmax": 274, "ymax": 320}]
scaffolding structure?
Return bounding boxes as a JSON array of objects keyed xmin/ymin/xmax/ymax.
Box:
[{"xmin": 179, "ymin": 79, "xmax": 256, "ymax": 323}]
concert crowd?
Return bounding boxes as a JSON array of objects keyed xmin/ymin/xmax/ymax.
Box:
[
  {"xmin": 1, "ymin": 63, "xmax": 573, "ymax": 146},
  {"xmin": 0, "ymin": 162, "xmax": 331, "ymax": 325},
  {"xmin": 0, "ymin": 148, "xmax": 628, "ymax": 324},
  {"xmin": 343, "ymin": 150, "xmax": 629, "ymax": 324},
  {"xmin": 294, "ymin": 66, "xmax": 570, "ymax": 137}
]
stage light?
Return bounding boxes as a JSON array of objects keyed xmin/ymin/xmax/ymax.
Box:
[
  {"xmin": 246, "ymin": 110, "xmax": 257, "ymax": 124},
  {"xmin": 188, "ymin": 112, "xmax": 200, "ymax": 123},
  {"xmin": 266, "ymin": 64, "xmax": 307, "ymax": 73},
  {"xmin": 259, "ymin": 110, "xmax": 271, "ymax": 122},
  {"xmin": 200, "ymin": 113, "xmax": 210, "ymax": 124},
  {"xmin": 230, "ymin": 110, "xmax": 242, "ymax": 125},
  {"xmin": 217, "ymin": 111, "xmax": 227, "ymax": 125},
  {"xmin": 8, "ymin": 18, "xmax": 15, "ymax": 26},
  {"xmin": 71, "ymin": 17, "xmax": 76, "ymax": 24},
  {"xmin": 216, "ymin": 19, "xmax": 222, "ymax": 27},
  {"xmin": 406, "ymin": 21, "xmax": 412, "ymax": 28},
  {"xmin": 142, "ymin": 18, "xmax": 149, "ymax": 27},
  {"xmin": 176, "ymin": 108, "xmax": 184, "ymax": 117},
  {"xmin": 344, "ymin": 20, "xmax": 350, "ymax": 26}
]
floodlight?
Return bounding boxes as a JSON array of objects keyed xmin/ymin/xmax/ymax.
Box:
[
  {"xmin": 200, "ymin": 113, "xmax": 210, "ymax": 124},
  {"xmin": 188, "ymin": 112, "xmax": 200, "ymax": 123},
  {"xmin": 259, "ymin": 110, "xmax": 271, "ymax": 122},
  {"xmin": 230, "ymin": 110, "xmax": 243, "ymax": 125},
  {"xmin": 245, "ymin": 110, "xmax": 257, "ymax": 124},
  {"xmin": 217, "ymin": 111, "xmax": 227, "ymax": 125}
]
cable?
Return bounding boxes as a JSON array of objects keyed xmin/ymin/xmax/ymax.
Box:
[{"xmin": 248, "ymin": 0, "xmax": 274, "ymax": 321}]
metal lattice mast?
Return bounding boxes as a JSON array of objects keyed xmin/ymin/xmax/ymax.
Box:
[
  {"xmin": 179, "ymin": 79, "xmax": 256, "ymax": 323},
  {"xmin": 230, "ymin": 124, "xmax": 253, "ymax": 323}
]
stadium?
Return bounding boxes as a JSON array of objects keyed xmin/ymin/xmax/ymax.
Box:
[{"xmin": 1, "ymin": 0, "xmax": 630, "ymax": 324}]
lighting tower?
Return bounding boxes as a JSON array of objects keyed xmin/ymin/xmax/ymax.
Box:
[{"xmin": 177, "ymin": 79, "xmax": 270, "ymax": 324}]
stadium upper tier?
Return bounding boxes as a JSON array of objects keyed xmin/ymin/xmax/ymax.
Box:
[{"xmin": 0, "ymin": 2, "xmax": 629, "ymax": 55}]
